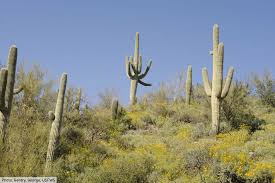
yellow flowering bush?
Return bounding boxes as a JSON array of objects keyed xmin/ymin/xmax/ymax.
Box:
[{"xmin": 245, "ymin": 161, "xmax": 275, "ymax": 180}]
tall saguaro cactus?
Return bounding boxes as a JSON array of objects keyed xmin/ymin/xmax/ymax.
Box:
[
  {"xmin": 185, "ymin": 65, "xmax": 192, "ymax": 105},
  {"xmin": 202, "ymin": 24, "xmax": 234, "ymax": 134},
  {"xmin": 125, "ymin": 32, "xmax": 152, "ymax": 105},
  {"xmin": 0, "ymin": 45, "xmax": 20, "ymax": 144},
  {"xmin": 45, "ymin": 73, "xmax": 67, "ymax": 174}
]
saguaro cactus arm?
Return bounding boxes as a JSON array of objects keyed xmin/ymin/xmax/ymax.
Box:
[
  {"xmin": 126, "ymin": 57, "xmax": 152, "ymax": 86},
  {"xmin": 0, "ymin": 69, "xmax": 8, "ymax": 108},
  {"xmin": 127, "ymin": 59, "xmax": 152, "ymax": 79},
  {"xmin": 13, "ymin": 85, "xmax": 24, "ymax": 95},
  {"xmin": 138, "ymin": 79, "xmax": 151, "ymax": 86},
  {"xmin": 125, "ymin": 57, "xmax": 133, "ymax": 79},
  {"xmin": 221, "ymin": 67, "xmax": 234, "ymax": 98},
  {"xmin": 202, "ymin": 68, "xmax": 212, "ymax": 97},
  {"xmin": 138, "ymin": 60, "xmax": 152, "ymax": 80}
]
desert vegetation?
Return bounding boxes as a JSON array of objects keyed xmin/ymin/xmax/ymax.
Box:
[{"xmin": 0, "ymin": 24, "xmax": 274, "ymax": 183}]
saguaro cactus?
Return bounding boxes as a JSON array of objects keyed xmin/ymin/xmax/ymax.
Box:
[
  {"xmin": 45, "ymin": 73, "xmax": 67, "ymax": 173},
  {"xmin": 0, "ymin": 45, "xmax": 20, "ymax": 144},
  {"xmin": 125, "ymin": 32, "xmax": 152, "ymax": 105},
  {"xmin": 73, "ymin": 88, "xmax": 81, "ymax": 112},
  {"xmin": 185, "ymin": 65, "xmax": 192, "ymax": 105},
  {"xmin": 202, "ymin": 24, "xmax": 234, "ymax": 134},
  {"xmin": 111, "ymin": 98, "xmax": 119, "ymax": 120}
]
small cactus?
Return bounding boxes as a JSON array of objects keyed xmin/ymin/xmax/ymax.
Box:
[
  {"xmin": 0, "ymin": 45, "xmax": 19, "ymax": 144},
  {"xmin": 202, "ymin": 24, "xmax": 234, "ymax": 135},
  {"xmin": 111, "ymin": 98, "xmax": 119, "ymax": 120},
  {"xmin": 45, "ymin": 73, "xmax": 67, "ymax": 174},
  {"xmin": 185, "ymin": 65, "xmax": 192, "ymax": 105},
  {"xmin": 125, "ymin": 32, "xmax": 152, "ymax": 105}
]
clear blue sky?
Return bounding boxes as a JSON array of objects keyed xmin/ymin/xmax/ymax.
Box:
[{"xmin": 0, "ymin": 1, "xmax": 274, "ymax": 105}]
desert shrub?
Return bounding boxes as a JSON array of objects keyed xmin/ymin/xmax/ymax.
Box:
[
  {"xmin": 0, "ymin": 117, "xmax": 49, "ymax": 176},
  {"xmin": 184, "ymin": 147, "xmax": 211, "ymax": 174},
  {"xmin": 15, "ymin": 64, "xmax": 55, "ymax": 118},
  {"xmin": 209, "ymin": 128, "xmax": 275, "ymax": 182},
  {"xmin": 61, "ymin": 126, "xmax": 84, "ymax": 145},
  {"xmin": 64, "ymin": 87, "xmax": 85, "ymax": 113},
  {"xmin": 1, "ymin": 63, "xmax": 275, "ymax": 183},
  {"xmin": 252, "ymin": 71, "xmax": 275, "ymax": 107},
  {"xmin": 192, "ymin": 83, "xmax": 211, "ymax": 105},
  {"xmin": 170, "ymin": 103, "xmax": 210, "ymax": 125},
  {"xmin": 84, "ymin": 152, "xmax": 155, "ymax": 183},
  {"xmin": 98, "ymin": 88, "xmax": 118, "ymax": 109},
  {"xmin": 149, "ymin": 72, "xmax": 185, "ymax": 103},
  {"xmin": 221, "ymin": 81, "xmax": 265, "ymax": 132}
]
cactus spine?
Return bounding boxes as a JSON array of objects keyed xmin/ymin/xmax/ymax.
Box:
[
  {"xmin": 45, "ymin": 73, "xmax": 67, "ymax": 174},
  {"xmin": 125, "ymin": 32, "xmax": 152, "ymax": 105},
  {"xmin": 0, "ymin": 45, "xmax": 19, "ymax": 144},
  {"xmin": 185, "ymin": 65, "xmax": 192, "ymax": 105},
  {"xmin": 202, "ymin": 24, "xmax": 234, "ymax": 134}
]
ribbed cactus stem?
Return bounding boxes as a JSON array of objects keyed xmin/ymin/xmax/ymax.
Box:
[
  {"xmin": 185, "ymin": 65, "xmax": 192, "ymax": 105},
  {"xmin": 0, "ymin": 45, "xmax": 18, "ymax": 144},
  {"xmin": 202, "ymin": 24, "xmax": 234, "ymax": 135},
  {"xmin": 45, "ymin": 73, "xmax": 67, "ymax": 174},
  {"xmin": 5, "ymin": 45, "xmax": 17, "ymax": 117},
  {"xmin": 74, "ymin": 88, "xmax": 81, "ymax": 112},
  {"xmin": 130, "ymin": 77, "xmax": 138, "ymax": 105},
  {"xmin": 126, "ymin": 32, "xmax": 152, "ymax": 105},
  {"xmin": 111, "ymin": 98, "xmax": 119, "ymax": 120},
  {"xmin": 134, "ymin": 32, "xmax": 139, "ymax": 69}
]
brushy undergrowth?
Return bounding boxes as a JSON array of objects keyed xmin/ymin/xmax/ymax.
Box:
[{"xmin": 0, "ymin": 67, "xmax": 274, "ymax": 183}]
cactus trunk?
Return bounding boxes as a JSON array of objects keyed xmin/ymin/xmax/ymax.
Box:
[
  {"xmin": 130, "ymin": 80, "xmax": 138, "ymax": 105},
  {"xmin": 45, "ymin": 73, "xmax": 67, "ymax": 174},
  {"xmin": 130, "ymin": 33, "xmax": 139, "ymax": 105},
  {"xmin": 185, "ymin": 65, "xmax": 192, "ymax": 105},
  {"xmin": 211, "ymin": 96, "xmax": 220, "ymax": 134}
]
